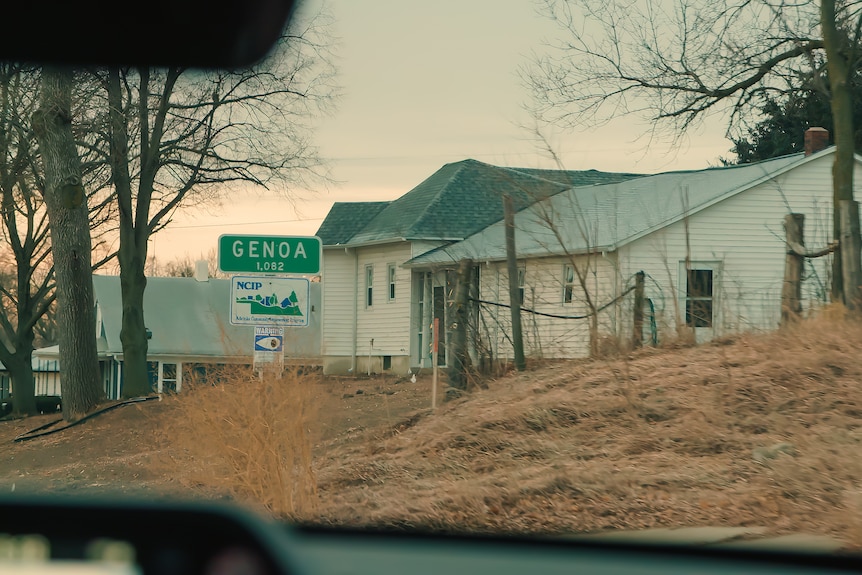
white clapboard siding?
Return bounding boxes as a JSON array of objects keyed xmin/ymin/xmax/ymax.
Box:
[
  {"xmin": 320, "ymin": 248, "xmax": 357, "ymax": 356},
  {"xmin": 355, "ymin": 243, "xmax": 413, "ymax": 357},
  {"xmin": 618, "ymin": 152, "xmax": 858, "ymax": 340},
  {"xmin": 477, "ymin": 254, "xmax": 618, "ymax": 359}
]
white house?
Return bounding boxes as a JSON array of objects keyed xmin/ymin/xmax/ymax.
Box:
[
  {"xmin": 0, "ymin": 357, "xmax": 60, "ymax": 403},
  {"xmin": 315, "ymin": 158, "xmax": 641, "ymax": 374},
  {"xmin": 407, "ymin": 142, "xmax": 856, "ymax": 359},
  {"xmin": 318, "ymin": 132, "xmax": 857, "ymax": 370}
]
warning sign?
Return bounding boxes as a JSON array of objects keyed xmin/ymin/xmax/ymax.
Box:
[{"xmin": 253, "ymin": 326, "xmax": 284, "ymax": 373}]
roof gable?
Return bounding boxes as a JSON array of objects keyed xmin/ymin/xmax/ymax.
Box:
[
  {"xmin": 407, "ymin": 150, "xmax": 833, "ymax": 266},
  {"xmin": 509, "ymin": 167, "xmax": 641, "ymax": 186},
  {"xmin": 319, "ymin": 159, "xmax": 644, "ymax": 246},
  {"xmin": 316, "ymin": 201, "xmax": 390, "ymax": 245}
]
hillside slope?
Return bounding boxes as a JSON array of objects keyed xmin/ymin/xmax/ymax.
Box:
[
  {"xmin": 3, "ymin": 315, "xmax": 862, "ymax": 548},
  {"xmin": 313, "ymin": 316, "xmax": 862, "ymax": 546}
]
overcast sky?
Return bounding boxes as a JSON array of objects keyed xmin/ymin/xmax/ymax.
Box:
[{"xmin": 152, "ymin": 0, "xmax": 734, "ymax": 264}]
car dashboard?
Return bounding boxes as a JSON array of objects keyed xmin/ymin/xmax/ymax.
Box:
[{"xmin": 1, "ymin": 497, "xmax": 861, "ymax": 575}]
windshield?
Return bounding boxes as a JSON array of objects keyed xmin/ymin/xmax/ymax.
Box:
[{"xmin": 0, "ymin": 0, "xmax": 859, "ymax": 557}]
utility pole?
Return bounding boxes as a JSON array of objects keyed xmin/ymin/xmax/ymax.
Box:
[{"xmin": 503, "ymin": 195, "xmax": 526, "ymax": 371}]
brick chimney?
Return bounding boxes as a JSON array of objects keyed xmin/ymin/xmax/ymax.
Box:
[{"xmin": 804, "ymin": 126, "xmax": 829, "ymax": 156}]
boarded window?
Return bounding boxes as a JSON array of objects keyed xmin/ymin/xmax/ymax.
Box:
[{"xmin": 685, "ymin": 268, "xmax": 713, "ymax": 328}]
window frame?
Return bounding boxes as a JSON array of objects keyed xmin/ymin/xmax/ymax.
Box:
[
  {"xmin": 365, "ymin": 264, "xmax": 374, "ymax": 308},
  {"xmin": 562, "ymin": 264, "xmax": 575, "ymax": 304},
  {"xmin": 681, "ymin": 262, "xmax": 719, "ymax": 329},
  {"xmin": 387, "ymin": 263, "xmax": 396, "ymax": 302},
  {"xmin": 518, "ymin": 266, "xmax": 526, "ymax": 305}
]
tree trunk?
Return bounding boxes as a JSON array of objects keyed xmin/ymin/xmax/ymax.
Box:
[
  {"xmin": 840, "ymin": 200, "xmax": 862, "ymax": 310},
  {"xmin": 446, "ymin": 258, "xmax": 473, "ymax": 391},
  {"xmin": 7, "ymin": 343, "xmax": 36, "ymax": 416},
  {"xmin": 503, "ymin": 196, "xmax": 526, "ymax": 371},
  {"xmin": 782, "ymin": 214, "xmax": 805, "ymax": 324},
  {"xmin": 32, "ymin": 66, "xmax": 102, "ymax": 420},
  {"xmin": 106, "ymin": 67, "xmax": 152, "ymax": 398},
  {"xmin": 118, "ymin": 237, "xmax": 151, "ymax": 397},
  {"xmin": 822, "ymin": 0, "xmax": 858, "ymax": 305}
]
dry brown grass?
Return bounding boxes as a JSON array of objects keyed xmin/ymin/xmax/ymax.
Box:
[
  {"xmin": 163, "ymin": 365, "xmax": 318, "ymax": 520},
  {"xmin": 311, "ymin": 315, "xmax": 862, "ymax": 546}
]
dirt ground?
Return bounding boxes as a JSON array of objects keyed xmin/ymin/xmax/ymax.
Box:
[
  {"xmin": 4, "ymin": 316, "xmax": 862, "ymax": 548},
  {"xmin": 0, "ymin": 371, "xmax": 434, "ymax": 496}
]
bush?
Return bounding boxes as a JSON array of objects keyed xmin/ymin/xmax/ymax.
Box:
[{"xmin": 165, "ymin": 365, "xmax": 318, "ymax": 520}]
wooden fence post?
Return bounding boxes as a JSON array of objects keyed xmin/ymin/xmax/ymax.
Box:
[
  {"xmin": 782, "ymin": 213, "xmax": 804, "ymax": 324},
  {"xmin": 840, "ymin": 200, "xmax": 862, "ymax": 312},
  {"xmin": 447, "ymin": 258, "xmax": 473, "ymax": 391},
  {"xmin": 632, "ymin": 271, "xmax": 645, "ymax": 348}
]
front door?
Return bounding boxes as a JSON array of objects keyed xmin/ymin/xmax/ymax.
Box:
[{"xmin": 681, "ymin": 261, "xmax": 721, "ymax": 343}]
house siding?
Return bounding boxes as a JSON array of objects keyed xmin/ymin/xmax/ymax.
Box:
[
  {"xmin": 321, "ymin": 248, "xmax": 357, "ymax": 360},
  {"xmin": 356, "ymin": 243, "xmax": 413, "ymax": 370},
  {"xmin": 322, "ymin": 242, "xmax": 413, "ymax": 374},
  {"xmin": 618, "ymin": 153, "xmax": 854, "ymax": 342},
  {"xmin": 476, "ymin": 255, "xmax": 618, "ymax": 360}
]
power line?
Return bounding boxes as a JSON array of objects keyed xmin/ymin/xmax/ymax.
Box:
[{"xmin": 170, "ymin": 217, "xmax": 323, "ymax": 230}]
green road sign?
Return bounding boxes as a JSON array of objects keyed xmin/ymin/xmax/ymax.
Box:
[{"xmin": 218, "ymin": 235, "xmax": 321, "ymax": 274}]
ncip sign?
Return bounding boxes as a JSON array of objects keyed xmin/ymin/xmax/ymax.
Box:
[{"xmin": 218, "ymin": 235, "xmax": 321, "ymax": 274}]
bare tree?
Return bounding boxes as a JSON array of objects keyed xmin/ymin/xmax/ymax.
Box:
[
  {"xmin": 0, "ymin": 64, "xmax": 120, "ymax": 417},
  {"xmin": 0, "ymin": 64, "xmax": 56, "ymax": 415},
  {"xmin": 80, "ymin": 13, "xmax": 335, "ymax": 397},
  {"xmin": 526, "ymin": 0, "xmax": 861, "ymax": 305},
  {"xmin": 31, "ymin": 66, "xmax": 102, "ymax": 419}
]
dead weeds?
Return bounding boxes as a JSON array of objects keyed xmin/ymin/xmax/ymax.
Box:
[
  {"xmin": 162, "ymin": 366, "xmax": 319, "ymax": 520},
  {"xmin": 4, "ymin": 315, "xmax": 862, "ymax": 547},
  {"xmin": 313, "ymin": 315, "xmax": 862, "ymax": 547}
]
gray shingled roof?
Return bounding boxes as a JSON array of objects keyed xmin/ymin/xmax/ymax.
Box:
[
  {"xmin": 316, "ymin": 201, "xmax": 390, "ymax": 245},
  {"xmin": 510, "ymin": 167, "xmax": 641, "ymax": 186},
  {"xmin": 407, "ymin": 151, "xmax": 820, "ymax": 266},
  {"xmin": 92, "ymin": 275, "xmax": 253, "ymax": 359},
  {"xmin": 316, "ymin": 159, "xmax": 643, "ymax": 246}
]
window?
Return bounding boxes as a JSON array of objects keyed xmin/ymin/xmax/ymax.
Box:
[
  {"xmin": 563, "ymin": 265, "xmax": 575, "ymax": 303},
  {"xmin": 160, "ymin": 362, "xmax": 180, "ymax": 393},
  {"xmin": 518, "ymin": 266, "xmax": 526, "ymax": 305},
  {"xmin": 388, "ymin": 264, "xmax": 396, "ymax": 301},
  {"xmin": 365, "ymin": 265, "xmax": 373, "ymax": 307},
  {"xmin": 416, "ymin": 273, "xmax": 426, "ymax": 363},
  {"xmin": 685, "ymin": 268, "xmax": 714, "ymax": 328}
]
